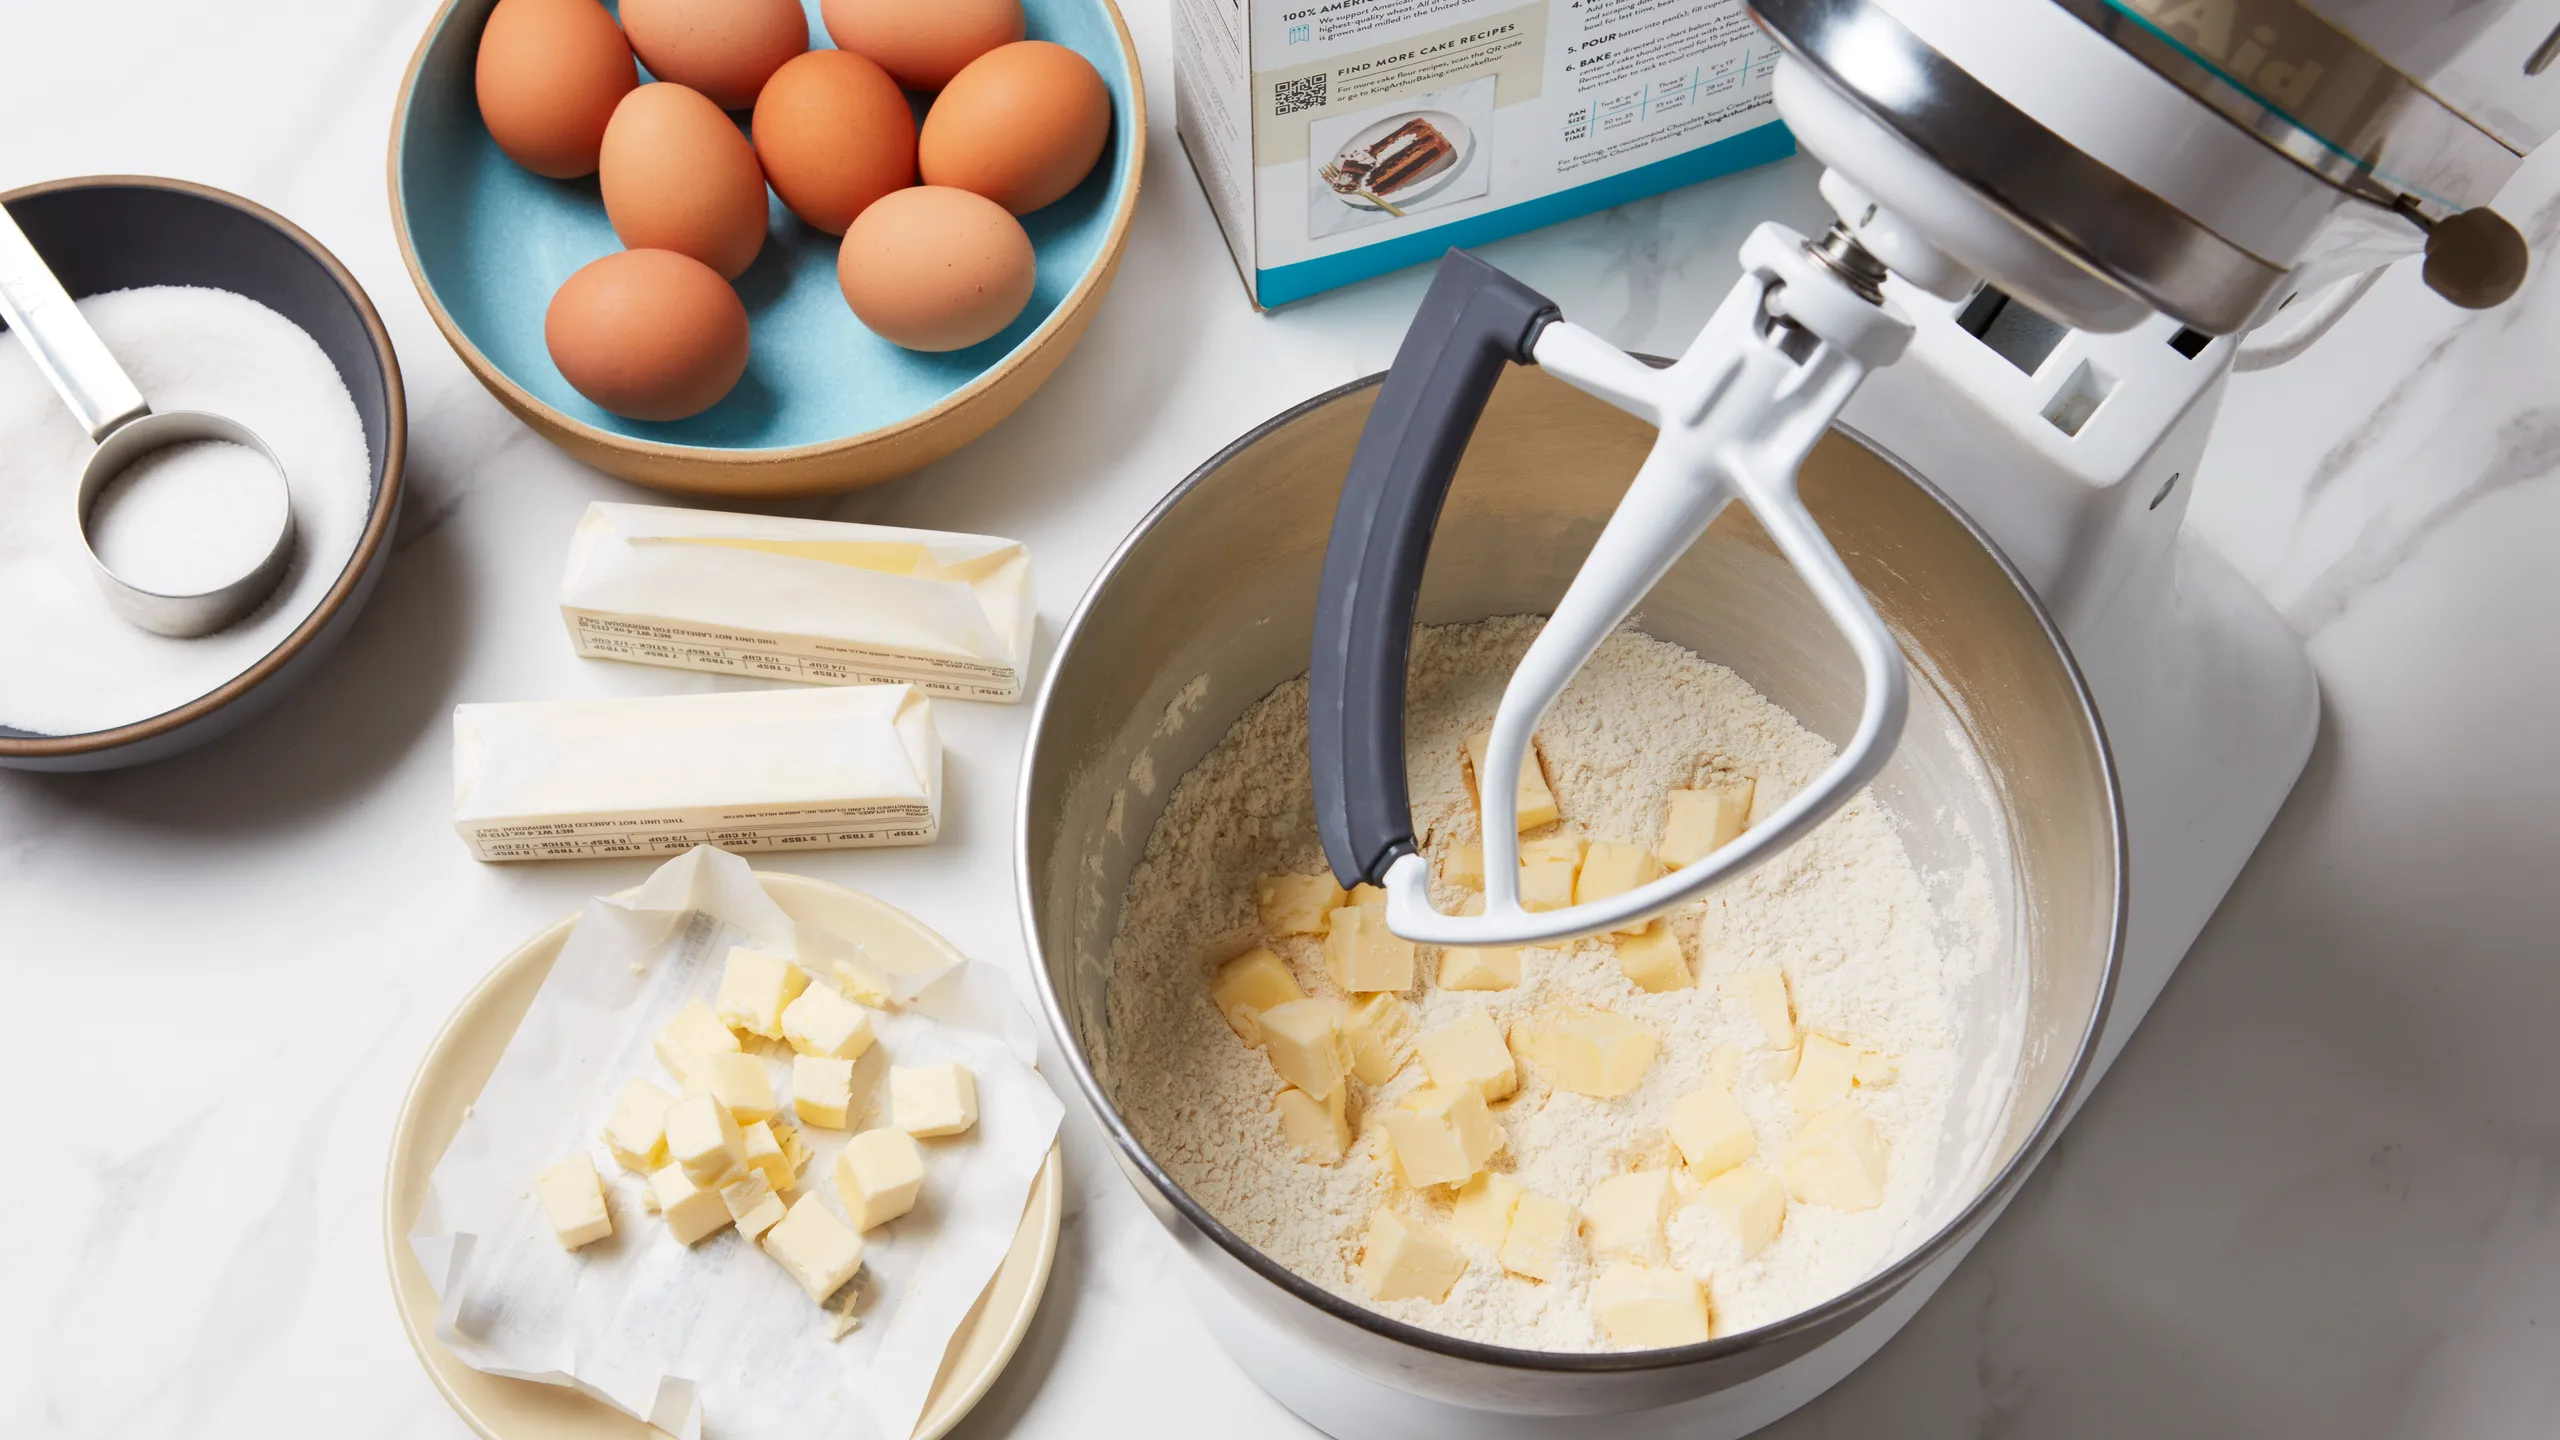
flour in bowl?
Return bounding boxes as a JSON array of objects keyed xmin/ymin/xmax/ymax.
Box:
[{"xmin": 1104, "ymin": 617, "xmax": 1982, "ymax": 1349}]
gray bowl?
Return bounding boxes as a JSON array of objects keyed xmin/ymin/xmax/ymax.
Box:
[{"xmin": 0, "ymin": 176, "xmax": 407, "ymax": 771}]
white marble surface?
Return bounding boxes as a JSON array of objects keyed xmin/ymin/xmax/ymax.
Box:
[{"xmin": 5, "ymin": 2, "xmax": 2558, "ymax": 1436}]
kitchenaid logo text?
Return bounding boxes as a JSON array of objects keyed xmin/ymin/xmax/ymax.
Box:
[{"xmin": 2119, "ymin": 0, "xmax": 2323, "ymax": 107}]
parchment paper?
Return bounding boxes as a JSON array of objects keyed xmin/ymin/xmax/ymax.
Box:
[{"xmin": 409, "ymin": 846, "xmax": 1063, "ymax": 1439}]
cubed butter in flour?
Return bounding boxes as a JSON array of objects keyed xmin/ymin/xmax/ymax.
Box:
[
  {"xmin": 1343, "ymin": 993, "xmax": 1414, "ymax": 1085},
  {"xmin": 1381, "ymin": 1084, "xmax": 1504, "ymax": 1188},
  {"xmin": 781, "ymin": 984, "xmax": 875, "ymax": 1060},
  {"xmin": 1258, "ymin": 872, "xmax": 1346, "ymax": 936},
  {"xmin": 650, "ymin": 1164, "xmax": 731, "ymax": 1244},
  {"xmin": 1258, "ymin": 998, "xmax": 1349, "ymax": 1100},
  {"xmin": 685, "ymin": 1050, "xmax": 777, "ymax": 1126},
  {"xmin": 835, "ymin": 1128, "xmax": 925, "ymax": 1228},
  {"xmin": 891, "ymin": 1063, "xmax": 978, "ymax": 1138},
  {"xmin": 1212, "ymin": 947, "xmax": 1307, "ymax": 1046},
  {"xmin": 1358, "ymin": 1207, "xmax": 1467, "ymax": 1303},
  {"xmin": 1323, "ymin": 905, "xmax": 1415, "ymax": 993},
  {"xmin": 538, "ymin": 1154, "xmax": 612, "ymax": 1250},
  {"xmin": 600, "ymin": 1077, "xmax": 676, "ymax": 1172},
  {"xmin": 1463, "ymin": 726, "xmax": 1559, "ymax": 832},
  {"xmin": 1729, "ymin": 967, "xmax": 1797, "ymax": 1049},
  {"xmin": 1582, "ymin": 1169, "xmax": 1674, "ymax": 1263},
  {"xmin": 1517, "ymin": 834, "xmax": 1584, "ymax": 912},
  {"xmin": 714, "ymin": 946, "xmax": 808, "ymax": 1040},
  {"xmin": 1855, "ymin": 1049, "xmax": 1898, "ymax": 1088},
  {"xmin": 1554, "ymin": 1011, "xmax": 1656, "ymax": 1098},
  {"xmin": 792, "ymin": 1054, "xmax": 856, "ymax": 1129},
  {"xmin": 1666, "ymin": 1086, "xmax": 1755, "ymax": 1181},
  {"xmin": 1441, "ymin": 842, "xmax": 1485, "ymax": 891},
  {"xmin": 1697, "ymin": 1166, "xmax": 1787, "ymax": 1256},
  {"xmin": 1499, "ymin": 1191, "xmax": 1579, "ymax": 1281},
  {"xmin": 1417, "ymin": 1012, "xmax": 1517, "ymax": 1101},
  {"xmin": 1615, "ymin": 924, "xmax": 1689, "ymax": 993},
  {"xmin": 762, "ymin": 1194, "xmax": 865, "ymax": 1301},
  {"xmin": 1274, "ymin": 1084, "xmax": 1351, "ymax": 1163},
  {"xmin": 1592, "ymin": 1263, "xmax": 1712, "ymax": 1348},
  {"xmin": 653, "ymin": 1000, "xmax": 740, "ymax": 1082},
  {"xmin": 1657, "ymin": 781, "xmax": 1754, "ymax": 867},
  {"xmin": 1789, "ymin": 1034, "xmax": 1859, "ymax": 1115},
  {"xmin": 1782, "ymin": 1105, "xmax": 1888, "ymax": 1211},
  {"xmin": 664, "ymin": 1091, "xmax": 746, "ymax": 1186},
  {"xmin": 1449, "ymin": 1171, "xmax": 1523, "ymax": 1249},
  {"xmin": 1576, "ymin": 842, "xmax": 1662, "ymax": 931},
  {"xmin": 1439, "ymin": 945, "xmax": 1521, "ymax": 991}
]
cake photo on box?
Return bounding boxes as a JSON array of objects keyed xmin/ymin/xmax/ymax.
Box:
[
  {"xmin": 1303, "ymin": 75, "xmax": 1495, "ymax": 240},
  {"xmin": 1334, "ymin": 116, "xmax": 1459, "ymax": 198}
]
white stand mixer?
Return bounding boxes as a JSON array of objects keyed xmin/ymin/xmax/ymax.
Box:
[{"xmin": 1269, "ymin": 0, "xmax": 2552, "ymax": 1433}]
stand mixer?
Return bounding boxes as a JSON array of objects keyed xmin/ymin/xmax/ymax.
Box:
[{"xmin": 1264, "ymin": 0, "xmax": 2557, "ymax": 1433}]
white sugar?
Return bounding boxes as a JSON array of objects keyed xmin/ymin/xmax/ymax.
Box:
[
  {"xmin": 0, "ymin": 286, "xmax": 371, "ymax": 735},
  {"xmin": 87, "ymin": 438, "xmax": 288, "ymax": 597}
]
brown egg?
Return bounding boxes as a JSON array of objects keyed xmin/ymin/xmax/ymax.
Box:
[
  {"xmin": 599, "ymin": 83, "xmax": 769, "ymax": 279},
  {"xmin": 821, "ymin": 0, "xmax": 1024, "ymax": 91},
  {"xmin": 837, "ymin": 186, "xmax": 1034, "ymax": 351},
  {"xmin": 546, "ymin": 249, "xmax": 750, "ymax": 420},
  {"xmin": 752, "ymin": 49, "xmax": 918, "ymax": 235},
  {"xmin": 918, "ymin": 42, "xmax": 1109, "ymax": 215},
  {"xmin": 474, "ymin": 0, "xmax": 637, "ymax": 178},
  {"xmin": 618, "ymin": 0, "xmax": 807, "ymax": 109}
]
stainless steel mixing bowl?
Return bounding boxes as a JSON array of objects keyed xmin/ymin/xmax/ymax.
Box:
[{"xmin": 1016, "ymin": 363, "xmax": 2122, "ymax": 1417}]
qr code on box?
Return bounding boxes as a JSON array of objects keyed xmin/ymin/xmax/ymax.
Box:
[{"xmin": 1275, "ymin": 72, "xmax": 1327, "ymax": 115}]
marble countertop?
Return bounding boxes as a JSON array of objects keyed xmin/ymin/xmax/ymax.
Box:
[{"xmin": 6, "ymin": 2, "xmax": 2557, "ymax": 1436}]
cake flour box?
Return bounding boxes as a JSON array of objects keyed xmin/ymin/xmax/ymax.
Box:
[{"xmin": 1175, "ymin": 0, "xmax": 1793, "ymax": 307}]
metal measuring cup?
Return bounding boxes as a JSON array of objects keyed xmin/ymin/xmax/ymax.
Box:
[{"xmin": 0, "ymin": 200, "xmax": 294, "ymax": 638}]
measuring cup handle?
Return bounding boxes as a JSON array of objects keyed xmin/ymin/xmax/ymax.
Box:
[
  {"xmin": 0, "ymin": 200, "xmax": 149, "ymax": 440},
  {"xmin": 1310, "ymin": 249, "xmax": 1558, "ymax": 887}
]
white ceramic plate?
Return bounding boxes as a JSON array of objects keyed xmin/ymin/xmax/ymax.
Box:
[
  {"xmin": 1330, "ymin": 108, "xmax": 1474, "ymax": 211},
  {"xmin": 383, "ymin": 870, "xmax": 1063, "ymax": 1440}
]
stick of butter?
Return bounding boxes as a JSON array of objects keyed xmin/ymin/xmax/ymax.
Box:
[
  {"xmin": 451, "ymin": 686, "xmax": 942, "ymax": 862},
  {"xmin": 558, "ymin": 503, "xmax": 1035, "ymax": 701}
]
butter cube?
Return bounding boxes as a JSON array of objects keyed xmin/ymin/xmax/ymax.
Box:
[
  {"xmin": 1349, "ymin": 882, "xmax": 1390, "ymax": 912},
  {"xmin": 768, "ymin": 1116, "xmax": 813, "ymax": 1176},
  {"xmin": 1762, "ymin": 1044, "xmax": 1801, "ymax": 1083},
  {"xmin": 1575, "ymin": 842, "xmax": 1662, "ymax": 930},
  {"xmin": 1782, "ymin": 1105, "xmax": 1888, "ymax": 1211},
  {"xmin": 1666, "ymin": 1087, "xmax": 1755, "ymax": 1181},
  {"xmin": 715, "ymin": 946, "xmax": 808, "ymax": 1040},
  {"xmin": 742, "ymin": 1121, "xmax": 794, "ymax": 1193},
  {"xmin": 664, "ymin": 1091, "xmax": 746, "ymax": 1186},
  {"xmin": 600, "ymin": 1077, "xmax": 676, "ymax": 1172},
  {"xmin": 653, "ymin": 1000, "xmax": 740, "ymax": 1082},
  {"xmin": 1380, "ymin": 1085, "xmax": 1504, "ymax": 1188},
  {"xmin": 835, "ymin": 1128, "xmax": 926, "ymax": 1228},
  {"xmin": 1463, "ymin": 726, "xmax": 1558, "ymax": 832},
  {"xmin": 720, "ymin": 1168, "xmax": 787, "ymax": 1239},
  {"xmin": 1507, "ymin": 1018, "xmax": 1559, "ymax": 1070},
  {"xmin": 1440, "ymin": 842, "xmax": 1485, "ymax": 891},
  {"xmin": 1554, "ymin": 1011, "xmax": 1656, "ymax": 1098},
  {"xmin": 649, "ymin": 1164, "xmax": 731, "ymax": 1244},
  {"xmin": 1323, "ymin": 906, "xmax": 1415, "ymax": 994},
  {"xmin": 1730, "ymin": 967, "xmax": 1797, "ymax": 1049},
  {"xmin": 1522, "ymin": 833, "xmax": 1587, "ymax": 865},
  {"xmin": 1439, "ymin": 945, "xmax": 1521, "ymax": 991},
  {"xmin": 685, "ymin": 1050, "xmax": 777, "ymax": 1126},
  {"xmin": 1790, "ymin": 1034, "xmax": 1858, "ymax": 1115},
  {"xmin": 1657, "ymin": 781, "xmax": 1754, "ymax": 867},
  {"xmin": 792, "ymin": 1054, "xmax": 856, "ymax": 1129},
  {"xmin": 1274, "ymin": 1085, "xmax": 1351, "ymax": 1163},
  {"xmin": 1708, "ymin": 1043, "xmax": 1742, "ymax": 1090},
  {"xmin": 538, "ymin": 1154, "xmax": 613, "ymax": 1250},
  {"xmin": 1517, "ymin": 834, "xmax": 1584, "ymax": 911},
  {"xmin": 1211, "ymin": 947, "xmax": 1307, "ymax": 1046},
  {"xmin": 1450, "ymin": 1171, "xmax": 1523, "ymax": 1249},
  {"xmin": 892, "ymin": 1062, "xmax": 979, "ymax": 1138},
  {"xmin": 1343, "ymin": 993, "xmax": 1415, "ymax": 1085},
  {"xmin": 1357, "ymin": 1207, "xmax": 1468, "ymax": 1303},
  {"xmin": 1499, "ymin": 1191, "xmax": 1579, "ymax": 1281},
  {"xmin": 1615, "ymin": 924, "xmax": 1689, "ymax": 993},
  {"xmin": 781, "ymin": 984, "xmax": 876, "ymax": 1060},
  {"xmin": 1259, "ymin": 998, "xmax": 1349, "ymax": 1100},
  {"xmin": 1258, "ymin": 872, "xmax": 1346, "ymax": 936},
  {"xmin": 1697, "ymin": 1166, "xmax": 1787, "ymax": 1257},
  {"xmin": 1417, "ymin": 1012, "xmax": 1517, "ymax": 1102},
  {"xmin": 762, "ymin": 1194, "xmax": 865, "ymax": 1301},
  {"xmin": 1855, "ymin": 1049, "xmax": 1898, "ymax": 1087},
  {"xmin": 833, "ymin": 956, "xmax": 896, "ymax": 1010},
  {"xmin": 1582, "ymin": 1170, "xmax": 1673, "ymax": 1263},
  {"xmin": 1593, "ymin": 1263, "xmax": 1711, "ymax": 1348}
]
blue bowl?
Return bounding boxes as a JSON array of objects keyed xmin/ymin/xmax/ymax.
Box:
[{"xmin": 389, "ymin": 0, "xmax": 1143, "ymax": 496}]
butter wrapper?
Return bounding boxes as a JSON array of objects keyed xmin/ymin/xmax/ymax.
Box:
[
  {"xmin": 558, "ymin": 503, "xmax": 1034, "ymax": 701},
  {"xmin": 453, "ymin": 685, "xmax": 941, "ymax": 862}
]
